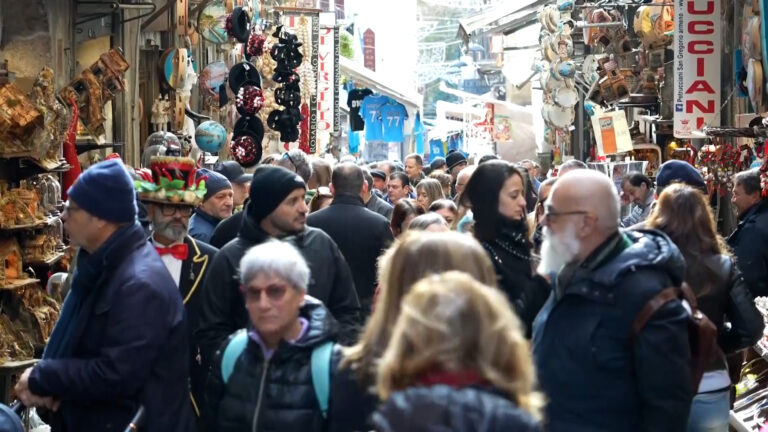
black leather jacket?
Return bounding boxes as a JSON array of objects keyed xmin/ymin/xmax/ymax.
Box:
[{"xmin": 696, "ymin": 254, "xmax": 763, "ymax": 370}]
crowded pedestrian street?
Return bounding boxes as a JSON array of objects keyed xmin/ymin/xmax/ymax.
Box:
[{"xmin": 1, "ymin": 0, "xmax": 768, "ymax": 431}]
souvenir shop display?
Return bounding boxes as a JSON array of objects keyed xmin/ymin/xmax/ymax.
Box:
[
  {"xmin": 536, "ymin": 0, "xmax": 675, "ymax": 165},
  {"xmin": 59, "ymin": 48, "xmax": 130, "ymax": 139},
  {"xmin": 731, "ymin": 296, "xmax": 768, "ymax": 431}
]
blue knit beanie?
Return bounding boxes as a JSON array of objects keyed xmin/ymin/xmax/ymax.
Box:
[
  {"xmin": 196, "ymin": 168, "xmax": 232, "ymax": 202},
  {"xmin": 68, "ymin": 159, "xmax": 137, "ymax": 223},
  {"xmin": 656, "ymin": 160, "xmax": 707, "ymax": 193}
]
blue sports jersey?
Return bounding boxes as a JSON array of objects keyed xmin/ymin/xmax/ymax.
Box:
[
  {"xmin": 379, "ymin": 102, "xmax": 408, "ymax": 143},
  {"xmin": 348, "ymin": 129, "xmax": 361, "ymax": 153},
  {"xmin": 360, "ymin": 95, "xmax": 389, "ymax": 142}
]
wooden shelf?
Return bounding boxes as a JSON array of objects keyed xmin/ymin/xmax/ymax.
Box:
[
  {"xmin": 0, "ymin": 278, "xmax": 40, "ymax": 291},
  {"xmin": 26, "ymin": 251, "xmax": 65, "ymax": 267},
  {"xmin": 0, "ymin": 215, "xmax": 60, "ymax": 232}
]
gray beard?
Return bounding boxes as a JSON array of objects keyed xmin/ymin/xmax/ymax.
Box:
[
  {"xmin": 537, "ymin": 225, "xmax": 580, "ymax": 277},
  {"xmin": 153, "ymin": 221, "xmax": 188, "ymax": 243}
]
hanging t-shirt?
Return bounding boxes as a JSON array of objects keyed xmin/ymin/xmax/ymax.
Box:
[
  {"xmin": 347, "ymin": 88, "xmax": 373, "ymax": 131},
  {"xmin": 412, "ymin": 111, "xmax": 425, "ymax": 154},
  {"xmin": 348, "ymin": 129, "xmax": 362, "ymax": 154},
  {"xmin": 380, "ymin": 102, "xmax": 408, "ymax": 143},
  {"xmin": 360, "ymin": 95, "xmax": 389, "ymax": 142}
]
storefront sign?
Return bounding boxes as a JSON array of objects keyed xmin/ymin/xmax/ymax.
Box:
[
  {"xmin": 589, "ymin": 108, "xmax": 632, "ymax": 156},
  {"xmin": 363, "ymin": 28, "xmax": 376, "ymax": 71},
  {"xmin": 282, "ymin": 10, "xmax": 320, "ymax": 153},
  {"xmin": 673, "ymin": 0, "xmax": 721, "ymax": 138},
  {"xmin": 317, "ymin": 13, "xmax": 338, "ymax": 153}
]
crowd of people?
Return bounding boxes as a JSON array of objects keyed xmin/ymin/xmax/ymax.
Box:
[{"xmin": 11, "ymin": 147, "xmax": 768, "ymax": 432}]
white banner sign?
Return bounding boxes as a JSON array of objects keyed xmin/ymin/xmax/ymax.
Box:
[
  {"xmin": 317, "ymin": 13, "xmax": 337, "ymax": 153},
  {"xmin": 674, "ymin": 0, "xmax": 722, "ymax": 138}
]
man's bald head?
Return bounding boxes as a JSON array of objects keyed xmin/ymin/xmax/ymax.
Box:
[
  {"xmin": 331, "ymin": 162, "xmax": 365, "ymax": 196},
  {"xmin": 550, "ymin": 169, "xmax": 620, "ymax": 233},
  {"xmin": 455, "ymin": 165, "xmax": 477, "ymax": 197}
]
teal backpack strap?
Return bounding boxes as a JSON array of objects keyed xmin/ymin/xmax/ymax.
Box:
[
  {"xmin": 221, "ymin": 329, "xmax": 248, "ymax": 384},
  {"xmin": 310, "ymin": 341, "xmax": 334, "ymax": 418}
]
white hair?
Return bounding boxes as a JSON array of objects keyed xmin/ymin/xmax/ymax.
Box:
[{"xmin": 239, "ymin": 241, "xmax": 310, "ymax": 292}]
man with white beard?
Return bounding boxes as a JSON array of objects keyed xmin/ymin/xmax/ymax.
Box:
[{"xmin": 531, "ymin": 169, "xmax": 693, "ymax": 432}]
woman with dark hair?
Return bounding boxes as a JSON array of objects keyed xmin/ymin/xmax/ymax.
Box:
[
  {"xmin": 646, "ymin": 184, "xmax": 763, "ymax": 432},
  {"xmin": 390, "ymin": 199, "xmax": 425, "ymax": 237},
  {"xmin": 463, "ymin": 160, "xmax": 550, "ymax": 337}
]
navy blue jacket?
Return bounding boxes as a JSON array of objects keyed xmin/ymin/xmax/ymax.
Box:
[
  {"xmin": 190, "ymin": 208, "xmax": 221, "ymax": 244},
  {"xmin": 29, "ymin": 222, "xmax": 195, "ymax": 432},
  {"xmin": 532, "ymin": 230, "xmax": 692, "ymax": 432},
  {"xmin": 728, "ymin": 200, "xmax": 768, "ymax": 297},
  {"xmin": 308, "ymin": 194, "xmax": 394, "ymax": 310}
]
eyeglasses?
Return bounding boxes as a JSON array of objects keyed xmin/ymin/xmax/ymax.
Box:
[
  {"xmin": 159, "ymin": 204, "xmax": 194, "ymax": 217},
  {"xmin": 241, "ymin": 283, "xmax": 289, "ymax": 303},
  {"xmin": 543, "ymin": 204, "xmax": 589, "ymax": 220}
]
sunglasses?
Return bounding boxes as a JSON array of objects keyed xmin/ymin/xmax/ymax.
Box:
[
  {"xmin": 241, "ymin": 283, "xmax": 289, "ymax": 303},
  {"xmin": 282, "ymin": 152, "xmax": 297, "ymax": 170}
]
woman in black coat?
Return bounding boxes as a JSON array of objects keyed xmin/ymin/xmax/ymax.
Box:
[
  {"xmin": 373, "ymin": 272, "xmax": 542, "ymax": 432},
  {"xmin": 463, "ymin": 160, "xmax": 551, "ymax": 336}
]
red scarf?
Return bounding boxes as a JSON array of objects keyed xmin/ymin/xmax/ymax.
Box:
[{"xmin": 416, "ymin": 369, "xmax": 488, "ymax": 389}]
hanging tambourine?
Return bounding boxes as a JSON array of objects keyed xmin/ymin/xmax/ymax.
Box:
[
  {"xmin": 539, "ymin": 5, "xmax": 560, "ymax": 33},
  {"xmin": 199, "ymin": 61, "xmax": 228, "ymax": 102},
  {"xmin": 540, "ymin": 33, "xmax": 557, "ymax": 63},
  {"xmin": 160, "ymin": 48, "xmax": 188, "ymax": 89},
  {"xmin": 198, "ymin": 0, "xmax": 229, "ymax": 44},
  {"xmin": 553, "ymin": 59, "xmax": 576, "ymax": 80},
  {"xmin": 550, "ymin": 32, "xmax": 573, "ymax": 59},
  {"xmin": 543, "ymin": 102, "xmax": 575, "ymax": 130},
  {"xmin": 747, "ymin": 58, "xmax": 765, "ymax": 113},
  {"xmin": 553, "ymin": 80, "xmax": 579, "ymax": 108}
]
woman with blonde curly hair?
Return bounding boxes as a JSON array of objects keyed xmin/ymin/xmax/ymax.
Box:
[
  {"xmin": 373, "ymin": 271, "xmax": 543, "ymax": 431},
  {"xmin": 333, "ymin": 231, "xmax": 499, "ymax": 431}
]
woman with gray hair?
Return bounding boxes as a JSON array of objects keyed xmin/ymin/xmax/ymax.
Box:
[{"xmin": 206, "ymin": 241, "xmax": 349, "ymax": 432}]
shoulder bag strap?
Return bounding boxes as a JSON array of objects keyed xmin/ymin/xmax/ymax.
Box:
[{"xmin": 631, "ymin": 286, "xmax": 681, "ymax": 343}]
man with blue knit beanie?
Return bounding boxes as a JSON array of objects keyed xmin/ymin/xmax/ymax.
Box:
[
  {"xmin": 14, "ymin": 159, "xmax": 195, "ymax": 432},
  {"xmin": 189, "ymin": 168, "xmax": 233, "ymax": 243}
]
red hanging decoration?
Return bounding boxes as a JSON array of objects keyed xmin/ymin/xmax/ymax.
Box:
[{"xmin": 298, "ymin": 103, "xmax": 310, "ymax": 154}]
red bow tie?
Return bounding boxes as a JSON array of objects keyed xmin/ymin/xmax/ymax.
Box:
[{"xmin": 155, "ymin": 244, "xmax": 188, "ymax": 260}]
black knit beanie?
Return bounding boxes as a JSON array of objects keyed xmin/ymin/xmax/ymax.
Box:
[{"xmin": 246, "ymin": 165, "xmax": 306, "ymax": 223}]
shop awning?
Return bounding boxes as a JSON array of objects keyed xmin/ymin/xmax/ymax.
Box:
[
  {"xmin": 458, "ymin": 0, "xmax": 547, "ymax": 41},
  {"xmin": 339, "ymin": 57, "xmax": 423, "ymax": 110}
]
